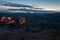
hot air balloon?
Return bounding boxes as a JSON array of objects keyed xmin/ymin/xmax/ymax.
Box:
[
  {"xmin": 0, "ymin": 16, "xmax": 6, "ymax": 27},
  {"xmin": 7, "ymin": 16, "xmax": 15, "ymax": 24},
  {"xmin": 19, "ymin": 17, "xmax": 26, "ymax": 24}
]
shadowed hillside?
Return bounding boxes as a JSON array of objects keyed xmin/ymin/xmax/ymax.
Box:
[{"xmin": 0, "ymin": 12, "xmax": 60, "ymax": 40}]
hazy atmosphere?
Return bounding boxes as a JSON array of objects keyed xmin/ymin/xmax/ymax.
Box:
[
  {"xmin": 0, "ymin": 0, "xmax": 60, "ymax": 40},
  {"xmin": 0, "ymin": 0, "xmax": 60, "ymax": 11}
]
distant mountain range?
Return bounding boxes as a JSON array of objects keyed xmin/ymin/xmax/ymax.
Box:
[{"xmin": 0, "ymin": 1, "xmax": 58, "ymax": 13}]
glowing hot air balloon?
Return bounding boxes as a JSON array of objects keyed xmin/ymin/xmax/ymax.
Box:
[{"xmin": 19, "ymin": 17, "xmax": 26, "ymax": 24}]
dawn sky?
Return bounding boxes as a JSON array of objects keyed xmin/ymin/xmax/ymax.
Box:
[{"xmin": 0, "ymin": 0, "xmax": 60, "ymax": 11}]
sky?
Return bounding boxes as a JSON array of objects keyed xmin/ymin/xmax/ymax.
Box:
[{"xmin": 0, "ymin": 0, "xmax": 60, "ymax": 11}]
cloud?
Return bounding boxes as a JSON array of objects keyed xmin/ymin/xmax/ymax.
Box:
[
  {"xmin": 0, "ymin": 1, "xmax": 33, "ymax": 10},
  {"xmin": 0, "ymin": 5, "xmax": 22, "ymax": 10}
]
